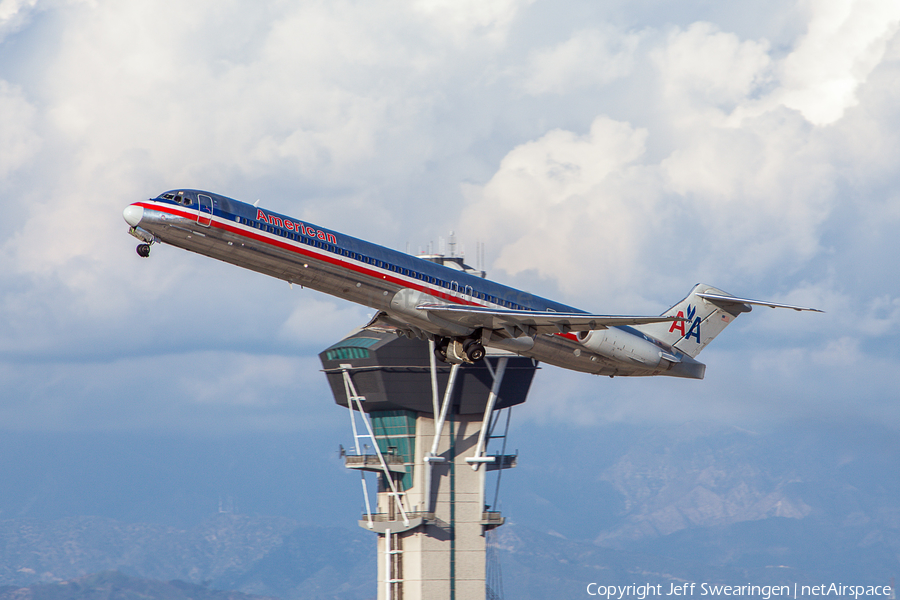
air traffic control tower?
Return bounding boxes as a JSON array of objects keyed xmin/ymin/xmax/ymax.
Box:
[{"xmin": 319, "ymin": 253, "xmax": 538, "ymax": 600}]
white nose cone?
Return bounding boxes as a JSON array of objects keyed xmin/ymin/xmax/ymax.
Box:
[{"xmin": 123, "ymin": 205, "xmax": 144, "ymax": 227}]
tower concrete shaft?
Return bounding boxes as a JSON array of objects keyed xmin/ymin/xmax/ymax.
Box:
[{"xmin": 372, "ymin": 413, "xmax": 498, "ymax": 600}]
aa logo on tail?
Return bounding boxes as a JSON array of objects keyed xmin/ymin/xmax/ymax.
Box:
[{"xmin": 669, "ymin": 304, "xmax": 701, "ymax": 343}]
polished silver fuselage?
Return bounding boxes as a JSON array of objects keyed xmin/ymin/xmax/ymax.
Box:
[{"xmin": 125, "ymin": 190, "xmax": 707, "ymax": 379}]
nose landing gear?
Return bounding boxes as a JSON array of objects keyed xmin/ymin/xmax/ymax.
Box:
[{"xmin": 136, "ymin": 244, "xmax": 151, "ymax": 258}]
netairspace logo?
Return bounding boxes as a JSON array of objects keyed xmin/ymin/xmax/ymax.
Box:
[{"xmin": 585, "ymin": 582, "xmax": 894, "ymax": 600}]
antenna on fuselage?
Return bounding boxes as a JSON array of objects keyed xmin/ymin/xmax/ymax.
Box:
[
  {"xmin": 418, "ymin": 231, "xmax": 486, "ymax": 278},
  {"xmin": 253, "ymin": 199, "xmax": 260, "ymax": 207}
]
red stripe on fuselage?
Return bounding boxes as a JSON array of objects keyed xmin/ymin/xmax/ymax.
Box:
[
  {"xmin": 134, "ymin": 201, "xmax": 584, "ymax": 346},
  {"xmin": 134, "ymin": 200, "xmax": 479, "ymax": 308}
]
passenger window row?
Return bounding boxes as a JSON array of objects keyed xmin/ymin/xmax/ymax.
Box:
[{"xmin": 234, "ymin": 214, "xmax": 525, "ymax": 310}]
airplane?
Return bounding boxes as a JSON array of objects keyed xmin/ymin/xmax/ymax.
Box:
[{"xmin": 123, "ymin": 189, "xmax": 821, "ymax": 380}]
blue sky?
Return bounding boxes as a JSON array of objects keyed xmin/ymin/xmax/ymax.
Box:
[{"xmin": 0, "ymin": 0, "xmax": 898, "ymax": 443}]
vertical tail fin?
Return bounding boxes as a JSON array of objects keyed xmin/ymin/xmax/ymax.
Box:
[
  {"xmin": 633, "ymin": 284, "xmax": 750, "ymax": 358},
  {"xmin": 634, "ymin": 283, "xmax": 822, "ymax": 358}
]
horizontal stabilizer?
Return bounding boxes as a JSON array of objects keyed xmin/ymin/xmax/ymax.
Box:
[
  {"xmin": 416, "ymin": 303, "xmax": 684, "ymax": 337},
  {"xmin": 696, "ymin": 292, "xmax": 823, "ymax": 313}
]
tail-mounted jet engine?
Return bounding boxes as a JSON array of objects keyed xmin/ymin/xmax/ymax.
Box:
[{"xmin": 576, "ymin": 327, "xmax": 672, "ymax": 369}]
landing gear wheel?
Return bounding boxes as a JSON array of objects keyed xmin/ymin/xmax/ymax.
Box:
[
  {"xmin": 434, "ymin": 338, "xmax": 449, "ymax": 363},
  {"xmin": 464, "ymin": 340, "xmax": 485, "ymax": 362},
  {"xmin": 136, "ymin": 243, "xmax": 151, "ymax": 258}
]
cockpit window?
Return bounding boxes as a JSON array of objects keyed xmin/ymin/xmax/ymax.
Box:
[{"xmin": 158, "ymin": 191, "xmax": 192, "ymax": 205}]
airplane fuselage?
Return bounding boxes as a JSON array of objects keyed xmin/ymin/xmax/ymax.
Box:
[{"xmin": 123, "ymin": 189, "xmax": 710, "ymax": 379}]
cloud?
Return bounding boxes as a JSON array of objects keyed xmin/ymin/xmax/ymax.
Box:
[
  {"xmin": 1, "ymin": 0, "xmax": 899, "ymax": 436},
  {"xmin": 0, "ymin": 351, "xmax": 339, "ymax": 433},
  {"xmin": 461, "ymin": 10, "xmax": 900, "ymax": 308},
  {"xmin": 0, "ymin": 81, "xmax": 40, "ymax": 178},
  {"xmin": 277, "ymin": 298, "xmax": 373, "ymax": 348},
  {"xmin": 0, "ymin": 0, "xmax": 37, "ymax": 42},
  {"xmin": 412, "ymin": 0, "xmax": 534, "ymax": 45},
  {"xmin": 653, "ymin": 22, "xmax": 773, "ymax": 117},
  {"xmin": 459, "ymin": 107, "xmax": 835, "ymax": 307},
  {"xmin": 0, "ymin": 0, "xmax": 484, "ymax": 351},
  {"xmin": 460, "ymin": 116, "xmax": 657, "ymax": 303},
  {"xmin": 523, "ymin": 26, "xmax": 643, "ymax": 95},
  {"xmin": 659, "ymin": 109, "xmax": 835, "ymax": 277},
  {"xmin": 774, "ymin": 0, "xmax": 900, "ymax": 125},
  {"xmin": 455, "ymin": 7, "xmax": 900, "ymax": 432}
]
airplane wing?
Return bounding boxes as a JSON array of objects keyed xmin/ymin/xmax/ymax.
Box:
[{"xmin": 416, "ymin": 303, "xmax": 683, "ymax": 337}]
